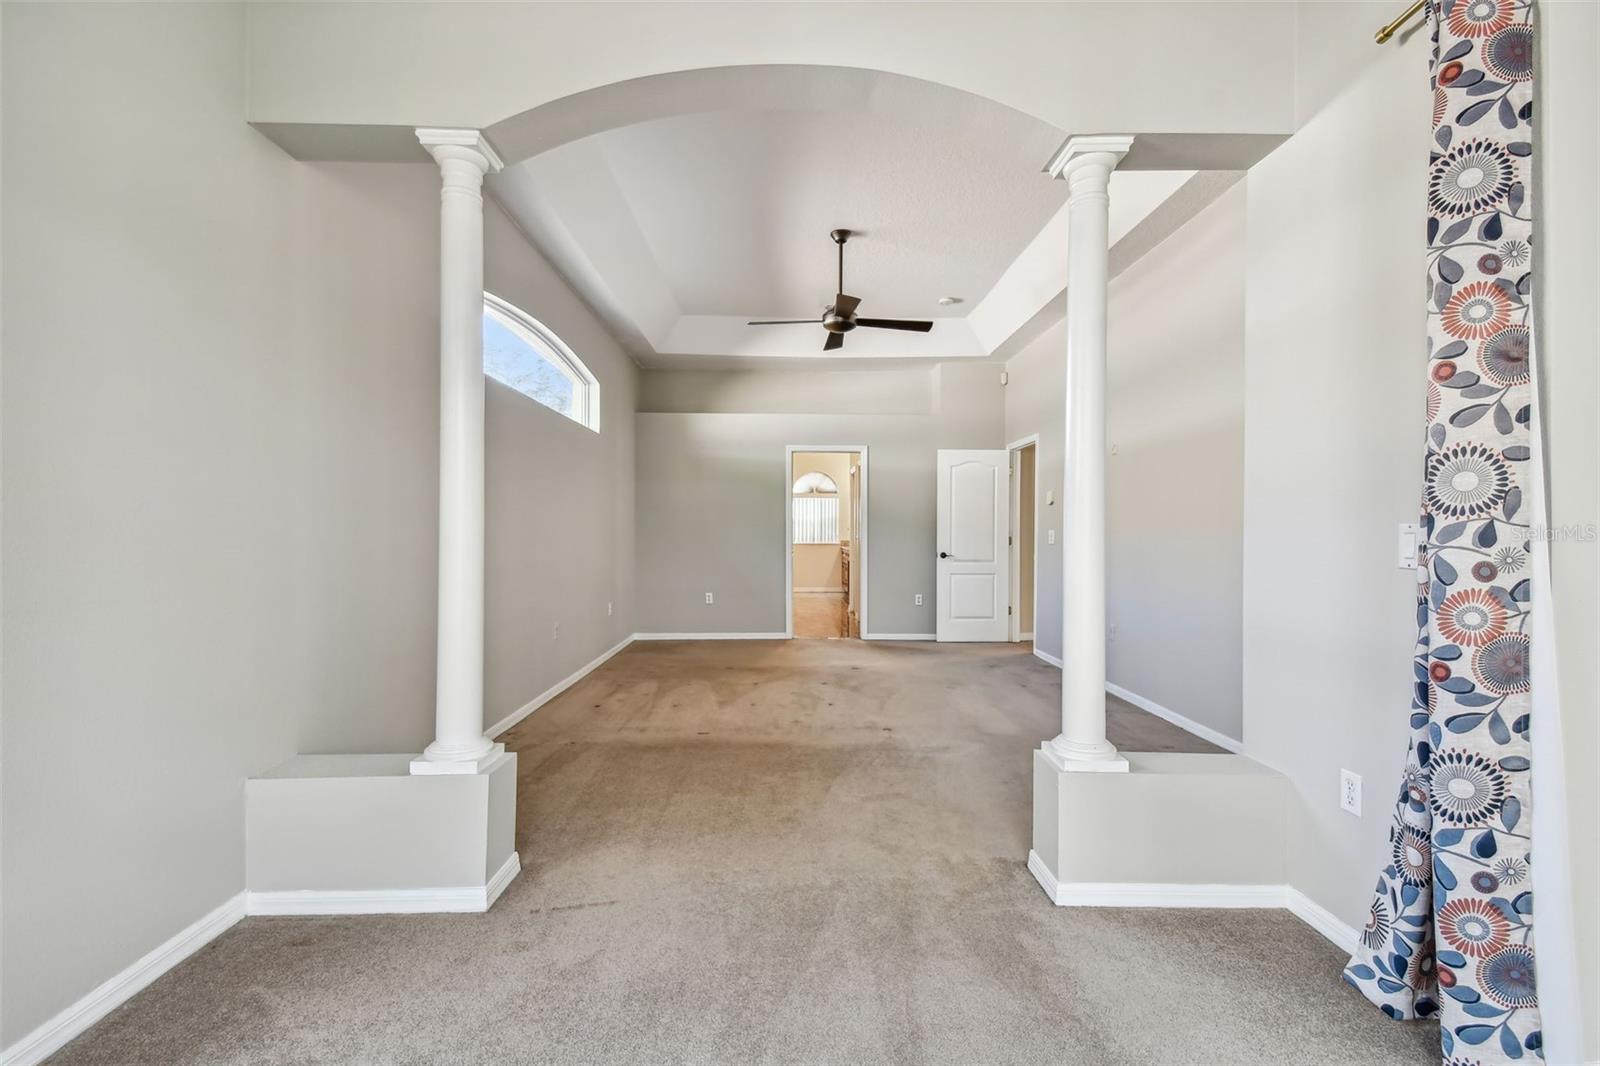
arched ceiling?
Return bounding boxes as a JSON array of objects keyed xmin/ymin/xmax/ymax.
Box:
[
  {"xmin": 486, "ymin": 68, "xmax": 1207, "ymax": 366},
  {"xmin": 495, "ymin": 70, "xmax": 1069, "ymax": 329},
  {"xmin": 245, "ymin": 3, "xmax": 1300, "ymax": 149},
  {"xmin": 245, "ymin": 9, "xmax": 1293, "ymax": 367}
]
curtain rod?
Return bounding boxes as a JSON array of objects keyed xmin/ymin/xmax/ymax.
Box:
[{"xmin": 1375, "ymin": 0, "xmax": 1427, "ymax": 43}]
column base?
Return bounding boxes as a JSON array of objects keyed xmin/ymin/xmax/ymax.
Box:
[
  {"xmin": 247, "ymin": 751, "xmax": 518, "ymax": 914},
  {"xmin": 410, "ymin": 741, "xmax": 505, "ymax": 775},
  {"xmin": 1041, "ymin": 735, "xmax": 1129, "ymax": 773},
  {"xmin": 1030, "ymin": 750, "xmax": 1286, "ymax": 903}
]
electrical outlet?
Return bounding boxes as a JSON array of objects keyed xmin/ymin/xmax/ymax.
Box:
[
  {"xmin": 1047, "ymin": 529, "xmax": 1056, "ymax": 545},
  {"xmin": 915, "ymin": 593, "xmax": 923, "ymax": 606},
  {"xmin": 1340, "ymin": 769, "xmax": 1362, "ymax": 816},
  {"xmin": 1107, "ymin": 623, "xmax": 1118, "ymax": 642},
  {"xmin": 704, "ymin": 592, "xmax": 714, "ymax": 605},
  {"xmin": 552, "ymin": 621, "xmax": 560, "ymax": 641},
  {"xmin": 607, "ymin": 601, "xmax": 613, "ymax": 617}
]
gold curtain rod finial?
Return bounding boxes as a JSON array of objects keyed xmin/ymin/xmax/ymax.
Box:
[{"xmin": 1376, "ymin": 0, "xmax": 1428, "ymax": 43}]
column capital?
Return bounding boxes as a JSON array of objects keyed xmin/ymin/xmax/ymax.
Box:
[
  {"xmin": 1044, "ymin": 134, "xmax": 1135, "ymax": 182},
  {"xmin": 416, "ymin": 128, "xmax": 504, "ymax": 174}
]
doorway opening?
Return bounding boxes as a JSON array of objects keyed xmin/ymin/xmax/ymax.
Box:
[
  {"xmin": 786, "ymin": 446, "xmax": 866, "ymax": 639},
  {"xmin": 1008, "ymin": 436, "xmax": 1038, "ymax": 645}
]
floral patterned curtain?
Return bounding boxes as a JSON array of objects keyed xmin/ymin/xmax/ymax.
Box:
[{"xmin": 1343, "ymin": 0, "xmax": 1542, "ymax": 1061}]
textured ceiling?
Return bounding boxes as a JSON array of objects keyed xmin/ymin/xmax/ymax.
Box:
[
  {"xmin": 577, "ymin": 108, "xmax": 1068, "ymax": 321},
  {"xmin": 487, "ymin": 68, "xmax": 1207, "ymax": 366}
]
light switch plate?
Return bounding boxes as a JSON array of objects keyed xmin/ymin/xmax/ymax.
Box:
[{"xmin": 1397, "ymin": 523, "xmax": 1423, "ymax": 569}]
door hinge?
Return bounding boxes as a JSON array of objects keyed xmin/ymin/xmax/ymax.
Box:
[
  {"xmin": 1008, "ymin": 535, "xmax": 1013, "ymax": 545},
  {"xmin": 1008, "ymin": 606, "xmax": 1013, "ymax": 615}
]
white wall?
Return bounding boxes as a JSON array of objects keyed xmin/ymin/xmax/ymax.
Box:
[
  {"xmin": 1245, "ymin": 11, "xmax": 1599, "ymax": 1059},
  {"xmin": 1535, "ymin": 4, "xmax": 1600, "ymax": 1057},
  {"xmin": 0, "ymin": 3, "xmax": 636, "ymax": 1045},
  {"xmin": 242, "ymin": 3, "xmax": 1299, "ymax": 143},
  {"xmin": 1004, "ymin": 184, "xmax": 1247, "ymax": 743},
  {"xmin": 635, "ymin": 363, "xmax": 1003, "ymax": 636}
]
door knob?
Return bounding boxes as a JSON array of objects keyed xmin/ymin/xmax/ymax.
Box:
[{"xmin": 939, "ymin": 551, "xmax": 949, "ymax": 558}]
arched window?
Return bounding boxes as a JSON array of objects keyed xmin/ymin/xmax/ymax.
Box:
[
  {"xmin": 792, "ymin": 471, "xmax": 840, "ymax": 544},
  {"xmin": 792, "ymin": 472, "xmax": 838, "ymax": 495},
  {"xmin": 482, "ymin": 292, "xmax": 599, "ymax": 431}
]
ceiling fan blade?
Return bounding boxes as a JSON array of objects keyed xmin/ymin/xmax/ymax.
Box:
[
  {"xmin": 747, "ymin": 319, "xmax": 818, "ymax": 325},
  {"xmin": 832, "ymin": 293, "xmax": 861, "ymax": 318},
  {"xmin": 855, "ymin": 318, "xmax": 934, "ymax": 332},
  {"xmin": 823, "ymin": 331, "xmax": 844, "ymax": 352}
]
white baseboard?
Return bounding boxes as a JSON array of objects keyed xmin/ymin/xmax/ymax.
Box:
[
  {"xmin": 632, "ymin": 632, "xmax": 788, "ymax": 641},
  {"xmin": 1, "ymin": 892, "xmax": 246, "ymax": 1066},
  {"xmin": 1, "ymin": 854, "xmax": 527, "ymax": 1063},
  {"xmin": 1056, "ymin": 881, "xmax": 1285, "ymax": 907},
  {"xmin": 1027, "ymin": 849, "xmax": 1063, "ymax": 900},
  {"xmin": 1285, "ymin": 887, "xmax": 1359, "ymax": 956},
  {"xmin": 1027, "ymin": 852, "xmax": 1281, "ymax": 907},
  {"xmin": 1027, "ymin": 852, "xmax": 1359, "ymax": 954},
  {"xmin": 487, "ymin": 636, "xmax": 633, "ymax": 738},
  {"xmin": 485, "ymin": 850, "xmax": 522, "ymax": 908},
  {"xmin": 245, "ymin": 851, "xmax": 522, "ymax": 917},
  {"xmin": 793, "ymin": 586, "xmax": 845, "ymax": 594},
  {"xmin": 1032, "ymin": 646, "xmax": 1063, "ymax": 668},
  {"xmin": 1105, "ymin": 682, "xmax": 1243, "ymax": 754},
  {"xmin": 863, "ymin": 632, "xmax": 936, "ymax": 641}
]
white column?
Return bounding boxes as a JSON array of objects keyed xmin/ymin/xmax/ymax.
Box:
[
  {"xmin": 412, "ymin": 129, "xmax": 505, "ymax": 776},
  {"xmin": 1042, "ymin": 135, "xmax": 1133, "ymax": 774}
]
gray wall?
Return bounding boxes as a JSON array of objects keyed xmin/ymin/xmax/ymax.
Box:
[
  {"xmin": 1004, "ymin": 185, "xmax": 1247, "ymax": 743},
  {"xmin": 1242, "ymin": 15, "xmax": 1426, "ymax": 940},
  {"xmin": 634, "ymin": 363, "xmax": 1003, "ymax": 636},
  {"xmin": 639, "ymin": 367, "xmax": 934, "ymax": 416},
  {"xmin": 1245, "ymin": 14, "xmax": 1598, "ymax": 1054},
  {"xmin": 484, "ymin": 198, "xmax": 638, "ymax": 725},
  {"xmin": 1001, "ymin": 322, "xmax": 1068, "ymax": 659},
  {"xmin": 0, "ymin": 3, "xmax": 635, "ymax": 1044}
]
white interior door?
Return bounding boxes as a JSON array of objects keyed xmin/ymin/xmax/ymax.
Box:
[{"xmin": 935, "ymin": 449, "xmax": 1010, "ymax": 642}]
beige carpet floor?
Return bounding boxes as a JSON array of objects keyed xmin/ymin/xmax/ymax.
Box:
[{"xmin": 51, "ymin": 640, "xmax": 1436, "ymax": 1064}]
